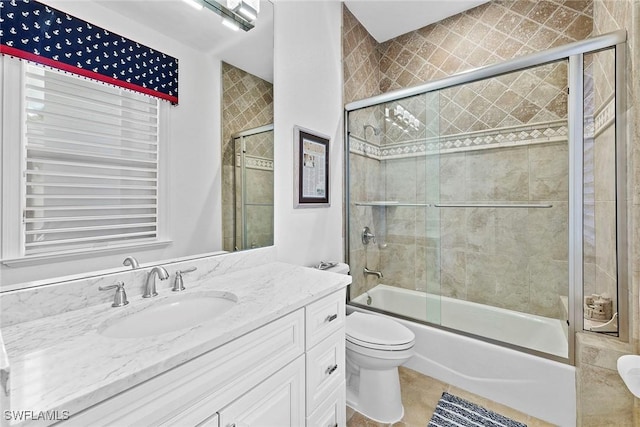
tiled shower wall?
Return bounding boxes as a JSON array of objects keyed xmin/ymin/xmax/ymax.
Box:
[
  {"xmin": 344, "ymin": 6, "xmax": 384, "ymax": 299},
  {"xmin": 221, "ymin": 63, "xmax": 273, "ymax": 252},
  {"xmin": 377, "ymin": 1, "xmax": 593, "ymax": 92},
  {"xmin": 344, "ymin": 1, "xmax": 592, "ymax": 318},
  {"xmin": 576, "ymin": 1, "xmax": 639, "ymax": 426},
  {"xmin": 583, "ymin": 49, "xmax": 618, "ymax": 317}
]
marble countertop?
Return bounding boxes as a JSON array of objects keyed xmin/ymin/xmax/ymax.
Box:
[
  {"xmin": 1, "ymin": 262, "xmax": 351, "ymax": 425},
  {"xmin": 0, "ymin": 330, "xmax": 9, "ymax": 424}
]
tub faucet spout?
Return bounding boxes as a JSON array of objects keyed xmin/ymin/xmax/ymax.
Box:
[{"xmin": 363, "ymin": 267, "xmax": 383, "ymax": 279}]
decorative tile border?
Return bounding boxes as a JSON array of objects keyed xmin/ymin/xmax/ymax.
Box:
[
  {"xmin": 349, "ymin": 135, "xmax": 382, "ymax": 160},
  {"xmin": 350, "ymin": 120, "xmax": 568, "ymax": 160},
  {"xmin": 235, "ymin": 154, "xmax": 274, "ymax": 171},
  {"xmin": 593, "ymin": 95, "xmax": 615, "ymax": 137},
  {"xmin": 349, "ymin": 95, "xmax": 615, "ymax": 161}
]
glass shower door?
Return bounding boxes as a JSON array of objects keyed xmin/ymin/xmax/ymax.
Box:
[
  {"xmin": 434, "ymin": 59, "xmax": 570, "ymax": 358},
  {"xmin": 346, "ymin": 91, "xmax": 443, "ymax": 326},
  {"xmin": 233, "ymin": 125, "xmax": 274, "ymax": 251}
]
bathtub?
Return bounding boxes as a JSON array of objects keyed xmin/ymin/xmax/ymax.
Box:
[{"xmin": 349, "ymin": 284, "xmax": 576, "ymax": 427}]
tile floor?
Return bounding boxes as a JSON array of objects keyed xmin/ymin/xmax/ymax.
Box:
[{"xmin": 346, "ymin": 367, "xmax": 556, "ymax": 427}]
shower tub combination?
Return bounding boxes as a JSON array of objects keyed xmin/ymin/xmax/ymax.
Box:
[
  {"xmin": 345, "ymin": 30, "xmax": 627, "ymax": 427},
  {"xmin": 352, "ymin": 284, "xmax": 568, "ymax": 358},
  {"xmin": 350, "ymin": 285, "xmax": 574, "ymax": 426}
]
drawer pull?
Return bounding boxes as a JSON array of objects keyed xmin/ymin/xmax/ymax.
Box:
[
  {"xmin": 325, "ymin": 313, "xmax": 338, "ymax": 323},
  {"xmin": 326, "ymin": 364, "xmax": 338, "ymax": 375},
  {"xmin": 330, "ymin": 424, "xmax": 338, "ymax": 427}
]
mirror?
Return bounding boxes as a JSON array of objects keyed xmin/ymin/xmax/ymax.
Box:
[
  {"xmin": 221, "ymin": 61, "xmax": 274, "ymax": 252},
  {"xmin": 95, "ymin": 0, "xmax": 275, "ymax": 255},
  {"xmin": 0, "ymin": 0, "xmax": 274, "ymax": 289},
  {"xmin": 218, "ymin": 1, "xmax": 275, "ymax": 252}
]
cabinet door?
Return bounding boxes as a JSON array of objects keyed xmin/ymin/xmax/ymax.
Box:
[
  {"xmin": 218, "ymin": 356, "xmax": 305, "ymax": 427},
  {"xmin": 306, "ymin": 382, "xmax": 345, "ymax": 427}
]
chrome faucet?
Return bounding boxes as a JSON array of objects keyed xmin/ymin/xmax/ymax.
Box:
[
  {"xmin": 363, "ymin": 267, "xmax": 383, "ymax": 279},
  {"xmin": 143, "ymin": 266, "xmax": 169, "ymax": 298},
  {"xmin": 123, "ymin": 256, "xmax": 139, "ymax": 269},
  {"xmin": 362, "ymin": 226, "xmax": 376, "ymax": 245}
]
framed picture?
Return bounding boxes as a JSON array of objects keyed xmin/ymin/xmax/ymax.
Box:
[{"xmin": 294, "ymin": 126, "xmax": 330, "ymax": 208}]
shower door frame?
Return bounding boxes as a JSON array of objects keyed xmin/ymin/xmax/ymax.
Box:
[
  {"xmin": 231, "ymin": 123, "xmax": 274, "ymax": 251},
  {"xmin": 343, "ymin": 30, "xmax": 628, "ymax": 365}
]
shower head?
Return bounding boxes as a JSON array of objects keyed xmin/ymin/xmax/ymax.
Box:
[{"xmin": 363, "ymin": 124, "xmax": 381, "ymax": 136}]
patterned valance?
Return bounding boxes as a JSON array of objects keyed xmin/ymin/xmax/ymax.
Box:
[{"xmin": 1, "ymin": 0, "xmax": 179, "ymax": 104}]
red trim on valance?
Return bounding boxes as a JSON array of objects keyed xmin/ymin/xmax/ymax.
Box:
[{"xmin": 0, "ymin": 45, "xmax": 178, "ymax": 104}]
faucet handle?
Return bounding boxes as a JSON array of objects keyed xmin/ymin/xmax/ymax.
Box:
[
  {"xmin": 173, "ymin": 267, "xmax": 197, "ymax": 292},
  {"xmin": 99, "ymin": 281, "xmax": 129, "ymax": 307},
  {"xmin": 178, "ymin": 267, "xmax": 197, "ymax": 275},
  {"xmin": 362, "ymin": 226, "xmax": 376, "ymax": 245}
]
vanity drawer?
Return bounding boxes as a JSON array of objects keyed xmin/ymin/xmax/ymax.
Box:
[
  {"xmin": 306, "ymin": 328, "xmax": 345, "ymax": 414},
  {"xmin": 306, "ymin": 381, "xmax": 346, "ymax": 427},
  {"xmin": 305, "ymin": 290, "xmax": 345, "ymax": 349}
]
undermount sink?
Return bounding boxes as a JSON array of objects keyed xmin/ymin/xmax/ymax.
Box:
[
  {"xmin": 617, "ymin": 355, "xmax": 640, "ymax": 398},
  {"xmin": 99, "ymin": 291, "xmax": 238, "ymax": 339}
]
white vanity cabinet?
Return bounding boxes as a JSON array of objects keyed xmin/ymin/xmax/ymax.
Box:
[
  {"xmin": 59, "ymin": 289, "xmax": 346, "ymax": 427},
  {"xmin": 217, "ymin": 356, "xmax": 306, "ymax": 427},
  {"xmin": 304, "ymin": 290, "xmax": 346, "ymax": 427}
]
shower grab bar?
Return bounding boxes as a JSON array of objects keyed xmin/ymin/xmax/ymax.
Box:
[
  {"xmin": 434, "ymin": 203, "xmax": 553, "ymax": 209},
  {"xmin": 355, "ymin": 201, "xmax": 553, "ymax": 208}
]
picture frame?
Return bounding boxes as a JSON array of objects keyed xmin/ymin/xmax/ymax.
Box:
[{"xmin": 293, "ymin": 125, "xmax": 330, "ymax": 208}]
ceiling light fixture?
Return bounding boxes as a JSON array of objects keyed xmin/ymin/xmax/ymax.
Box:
[
  {"xmin": 384, "ymin": 104, "xmax": 421, "ymax": 133},
  {"xmin": 221, "ymin": 16, "xmax": 240, "ymax": 31},
  {"xmin": 227, "ymin": 0, "xmax": 259, "ymax": 21},
  {"xmin": 200, "ymin": 0, "xmax": 255, "ymax": 32}
]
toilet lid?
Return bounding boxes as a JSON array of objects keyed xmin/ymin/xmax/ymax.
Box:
[{"xmin": 346, "ymin": 312, "xmax": 415, "ymax": 348}]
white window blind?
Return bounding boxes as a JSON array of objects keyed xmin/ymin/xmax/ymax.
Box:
[{"xmin": 23, "ymin": 64, "xmax": 160, "ymax": 256}]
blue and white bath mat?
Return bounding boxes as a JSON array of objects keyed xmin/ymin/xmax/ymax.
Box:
[{"xmin": 428, "ymin": 392, "xmax": 527, "ymax": 427}]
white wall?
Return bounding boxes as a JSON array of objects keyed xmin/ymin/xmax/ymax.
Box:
[
  {"xmin": 0, "ymin": 1, "xmax": 222, "ymax": 287},
  {"xmin": 273, "ymin": 1, "xmax": 344, "ymax": 267}
]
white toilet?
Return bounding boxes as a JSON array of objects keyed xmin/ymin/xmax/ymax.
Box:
[
  {"xmin": 320, "ymin": 263, "xmax": 415, "ymax": 423},
  {"xmin": 345, "ymin": 311, "xmax": 415, "ymax": 423}
]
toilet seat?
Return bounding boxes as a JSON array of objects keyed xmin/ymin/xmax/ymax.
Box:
[
  {"xmin": 346, "ymin": 335, "xmax": 415, "ymax": 351},
  {"xmin": 346, "ymin": 312, "xmax": 415, "ymax": 351}
]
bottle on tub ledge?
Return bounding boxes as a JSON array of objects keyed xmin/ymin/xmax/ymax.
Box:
[{"xmin": 584, "ymin": 294, "xmax": 613, "ymax": 322}]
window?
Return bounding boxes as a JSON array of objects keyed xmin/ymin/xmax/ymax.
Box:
[{"xmin": 2, "ymin": 59, "xmax": 167, "ymax": 262}]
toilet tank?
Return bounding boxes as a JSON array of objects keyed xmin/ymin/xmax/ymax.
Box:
[{"xmin": 316, "ymin": 262, "xmax": 350, "ymax": 275}]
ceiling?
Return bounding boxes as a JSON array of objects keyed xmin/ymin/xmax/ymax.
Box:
[
  {"xmin": 94, "ymin": 0, "xmax": 488, "ymax": 83},
  {"xmin": 344, "ymin": 0, "xmax": 490, "ymax": 43}
]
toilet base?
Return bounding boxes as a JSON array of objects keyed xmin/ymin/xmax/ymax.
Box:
[{"xmin": 345, "ymin": 367, "xmax": 404, "ymax": 423}]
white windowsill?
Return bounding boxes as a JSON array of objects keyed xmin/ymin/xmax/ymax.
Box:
[{"xmin": 1, "ymin": 239, "xmax": 173, "ymax": 268}]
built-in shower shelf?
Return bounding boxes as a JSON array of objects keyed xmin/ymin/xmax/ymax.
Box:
[
  {"xmin": 354, "ymin": 201, "xmax": 553, "ymax": 208},
  {"xmin": 354, "ymin": 201, "xmax": 426, "ymax": 207}
]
